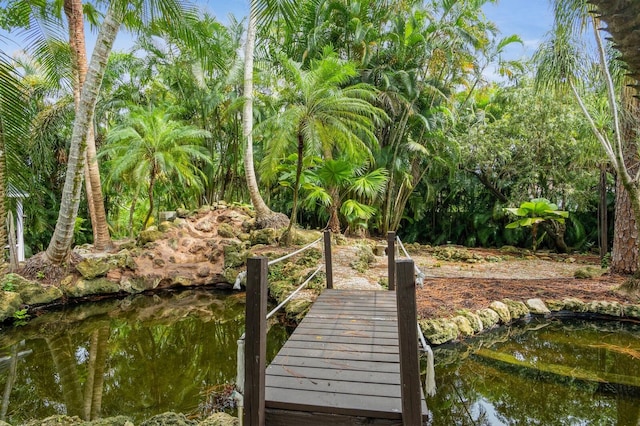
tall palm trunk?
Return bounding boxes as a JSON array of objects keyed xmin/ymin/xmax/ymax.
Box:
[
  {"xmin": 243, "ymin": 4, "xmax": 288, "ymax": 229},
  {"xmin": 45, "ymin": 2, "xmax": 121, "ymax": 263},
  {"xmin": 64, "ymin": 0, "xmax": 112, "ymax": 251}
]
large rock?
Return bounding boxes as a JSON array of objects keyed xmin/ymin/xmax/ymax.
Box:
[
  {"xmin": 64, "ymin": 278, "xmax": 121, "ymax": 298},
  {"xmin": 119, "ymin": 276, "xmax": 149, "ymax": 294},
  {"xmin": 76, "ymin": 258, "xmax": 111, "ymax": 279},
  {"xmin": 138, "ymin": 228, "xmax": 164, "ymax": 245},
  {"xmin": 457, "ymin": 310, "xmax": 483, "ymax": 333},
  {"xmin": 624, "ymin": 304, "xmax": 640, "ymax": 319},
  {"xmin": 489, "ymin": 301, "xmax": 511, "ymax": 324},
  {"xmin": 140, "ymin": 412, "xmax": 197, "ymax": 426},
  {"xmin": 22, "ymin": 415, "xmax": 84, "ymax": 426},
  {"xmin": 451, "ymin": 316, "xmax": 475, "ymax": 336},
  {"xmin": 560, "ymin": 297, "xmax": 588, "ymax": 312},
  {"xmin": 502, "ymin": 299, "xmax": 529, "ymax": 319},
  {"xmin": 419, "ymin": 319, "xmax": 459, "ymax": 345},
  {"xmin": 526, "ymin": 298, "xmax": 550, "ymax": 315},
  {"xmin": 200, "ymin": 413, "xmax": 239, "ymax": 426},
  {"xmin": 223, "ymin": 243, "xmax": 249, "ymax": 268},
  {"xmin": 218, "ymin": 222, "xmax": 237, "ymax": 238},
  {"xmin": 476, "ymin": 308, "xmax": 500, "ymax": 329},
  {"xmin": 250, "ymin": 228, "xmax": 277, "ymax": 245},
  {"xmin": 3, "ymin": 274, "xmax": 63, "ymax": 306},
  {"xmin": 586, "ymin": 301, "xmax": 623, "ymax": 317},
  {"xmin": 87, "ymin": 416, "xmax": 134, "ymax": 425},
  {"xmin": 0, "ymin": 291, "xmax": 22, "ymax": 322}
]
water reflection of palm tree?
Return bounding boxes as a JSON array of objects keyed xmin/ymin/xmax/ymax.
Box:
[{"xmin": 46, "ymin": 325, "xmax": 111, "ymax": 421}]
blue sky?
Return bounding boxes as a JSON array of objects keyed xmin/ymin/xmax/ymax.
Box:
[{"xmin": 1, "ymin": 0, "xmax": 554, "ymax": 67}]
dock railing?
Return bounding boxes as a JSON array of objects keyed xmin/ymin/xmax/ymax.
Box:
[{"xmin": 236, "ymin": 230, "xmax": 333, "ymax": 426}]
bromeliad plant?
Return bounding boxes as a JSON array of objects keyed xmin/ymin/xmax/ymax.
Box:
[{"xmin": 505, "ymin": 198, "xmax": 569, "ymax": 252}]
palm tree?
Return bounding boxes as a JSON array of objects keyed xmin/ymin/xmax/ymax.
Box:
[
  {"xmin": 260, "ymin": 50, "xmax": 386, "ymax": 244},
  {"xmin": 43, "ymin": 0, "xmax": 200, "ymax": 264},
  {"xmin": 101, "ymin": 105, "xmax": 212, "ymax": 229},
  {"xmin": 63, "ymin": 0, "xmax": 112, "ymax": 251},
  {"xmin": 243, "ymin": 0, "xmax": 296, "ymax": 229}
]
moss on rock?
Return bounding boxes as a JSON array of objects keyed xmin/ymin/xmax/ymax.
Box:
[
  {"xmin": 623, "ymin": 304, "xmax": 640, "ymax": 319},
  {"xmin": 419, "ymin": 318, "xmax": 458, "ymax": 345},
  {"xmin": 456, "ymin": 310, "xmax": 483, "ymax": 333},
  {"xmin": 2, "ymin": 273, "xmax": 62, "ymax": 306},
  {"xmin": 476, "ymin": 308, "xmax": 500, "ymax": 329},
  {"xmin": 217, "ymin": 223, "xmax": 237, "ymax": 238},
  {"xmin": 502, "ymin": 299, "xmax": 529, "ymax": 319},
  {"xmin": 76, "ymin": 258, "xmax": 111, "ymax": 279},
  {"xmin": 561, "ymin": 298, "xmax": 588, "ymax": 312},
  {"xmin": 585, "ymin": 301, "xmax": 623, "ymax": 317},
  {"xmin": 0, "ymin": 291, "xmax": 22, "ymax": 322},
  {"xmin": 64, "ymin": 278, "xmax": 121, "ymax": 298},
  {"xmin": 489, "ymin": 301, "xmax": 511, "ymax": 323},
  {"xmin": 451, "ymin": 316, "xmax": 474, "ymax": 336},
  {"xmin": 200, "ymin": 413, "xmax": 239, "ymax": 426},
  {"xmin": 140, "ymin": 412, "xmax": 197, "ymax": 426}
]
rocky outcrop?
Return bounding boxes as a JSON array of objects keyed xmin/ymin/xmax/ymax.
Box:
[{"xmin": 17, "ymin": 412, "xmax": 238, "ymax": 426}]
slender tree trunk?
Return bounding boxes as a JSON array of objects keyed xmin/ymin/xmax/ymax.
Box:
[
  {"xmin": 599, "ymin": 163, "xmax": 608, "ymax": 259},
  {"xmin": 611, "ymin": 83, "xmax": 640, "ymax": 274},
  {"xmin": 143, "ymin": 171, "xmax": 156, "ymax": 229},
  {"xmin": 284, "ymin": 132, "xmax": 304, "ymax": 245},
  {"xmin": 242, "ymin": 4, "xmax": 288, "ymax": 230},
  {"xmin": 64, "ymin": 0, "xmax": 112, "ymax": 251},
  {"xmin": 45, "ymin": 3, "xmax": 121, "ymax": 264}
]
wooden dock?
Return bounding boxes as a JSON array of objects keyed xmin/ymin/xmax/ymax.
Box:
[
  {"xmin": 264, "ymin": 289, "xmax": 428, "ymax": 425},
  {"xmin": 243, "ymin": 233, "xmax": 428, "ymax": 425}
]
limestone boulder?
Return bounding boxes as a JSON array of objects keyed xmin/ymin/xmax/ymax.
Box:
[
  {"xmin": 623, "ymin": 304, "xmax": 640, "ymax": 319},
  {"xmin": 489, "ymin": 301, "xmax": 511, "ymax": 323},
  {"xmin": 561, "ymin": 298, "xmax": 588, "ymax": 312},
  {"xmin": 451, "ymin": 316, "xmax": 474, "ymax": 337},
  {"xmin": 526, "ymin": 298, "xmax": 550, "ymax": 315},
  {"xmin": 502, "ymin": 299, "xmax": 529, "ymax": 319},
  {"xmin": 250, "ymin": 228, "xmax": 277, "ymax": 245},
  {"xmin": 0, "ymin": 291, "xmax": 22, "ymax": 322},
  {"xmin": 200, "ymin": 413, "xmax": 239, "ymax": 426},
  {"xmin": 76, "ymin": 258, "xmax": 111, "ymax": 279},
  {"xmin": 456, "ymin": 310, "xmax": 483, "ymax": 333},
  {"xmin": 140, "ymin": 412, "xmax": 197, "ymax": 426},
  {"xmin": 217, "ymin": 222, "xmax": 237, "ymax": 238},
  {"xmin": 223, "ymin": 243, "xmax": 249, "ymax": 268},
  {"xmin": 476, "ymin": 308, "xmax": 500, "ymax": 329},
  {"xmin": 586, "ymin": 301, "xmax": 623, "ymax": 317},
  {"xmin": 2, "ymin": 274, "xmax": 63, "ymax": 306},
  {"xmin": 64, "ymin": 278, "xmax": 121, "ymax": 298},
  {"xmin": 419, "ymin": 319, "xmax": 459, "ymax": 345},
  {"xmin": 138, "ymin": 228, "xmax": 164, "ymax": 245}
]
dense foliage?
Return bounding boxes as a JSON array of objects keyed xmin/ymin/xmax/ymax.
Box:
[{"xmin": 0, "ymin": 0, "xmax": 614, "ymax": 257}]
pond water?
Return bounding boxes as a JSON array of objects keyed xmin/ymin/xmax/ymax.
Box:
[
  {"xmin": 427, "ymin": 317, "xmax": 640, "ymax": 425},
  {"xmin": 0, "ymin": 289, "xmax": 288, "ymax": 424}
]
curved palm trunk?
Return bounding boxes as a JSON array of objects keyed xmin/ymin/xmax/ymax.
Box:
[
  {"xmin": 64, "ymin": 0, "xmax": 112, "ymax": 251},
  {"xmin": 243, "ymin": 5, "xmax": 289, "ymax": 229},
  {"xmin": 243, "ymin": 8, "xmax": 271, "ymax": 219},
  {"xmin": 45, "ymin": 2, "xmax": 121, "ymax": 263},
  {"xmin": 143, "ymin": 171, "xmax": 157, "ymax": 229}
]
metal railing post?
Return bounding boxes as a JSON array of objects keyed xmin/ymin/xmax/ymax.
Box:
[
  {"xmin": 324, "ymin": 230, "xmax": 333, "ymax": 289},
  {"xmin": 388, "ymin": 231, "xmax": 396, "ymax": 291},
  {"xmin": 396, "ymin": 259, "xmax": 422, "ymax": 425},
  {"xmin": 244, "ymin": 257, "xmax": 268, "ymax": 426}
]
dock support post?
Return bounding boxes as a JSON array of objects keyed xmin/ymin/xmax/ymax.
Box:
[
  {"xmin": 324, "ymin": 230, "xmax": 333, "ymax": 289},
  {"xmin": 396, "ymin": 259, "xmax": 422, "ymax": 425},
  {"xmin": 244, "ymin": 257, "xmax": 268, "ymax": 426},
  {"xmin": 388, "ymin": 232, "xmax": 396, "ymax": 291}
]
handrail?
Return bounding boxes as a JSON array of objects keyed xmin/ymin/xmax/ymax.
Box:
[
  {"xmin": 396, "ymin": 236, "xmax": 425, "ymax": 288},
  {"xmin": 394, "ymin": 233, "xmax": 436, "ymax": 396},
  {"xmin": 235, "ymin": 232, "xmax": 331, "ymax": 425},
  {"xmin": 233, "ymin": 236, "xmax": 323, "ymax": 290}
]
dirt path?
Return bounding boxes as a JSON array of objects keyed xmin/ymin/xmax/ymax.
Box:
[{"xmin": 330, "ymin": 243, "xmax": 638, "ymax": 319}]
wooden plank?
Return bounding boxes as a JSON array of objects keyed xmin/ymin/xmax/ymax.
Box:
[
  {"xmin": 276, "ymin": 346, "xmax": 399, "ymax": 363},
  {"xmin": 266, "ymin": 375, "xmax": 401, "ymax": 397},
  {"xmin": 244, "ymin": 257, "xmax": 268, "ymax": 426},
  {"xmin": 305, "ymin": 313, "xmax": 399, "ymax": 321},
  {"xmin": 265, "ymin": 364, "xmax": 401, "ymax": 385},
  {"xmin": 396, "ymin": 260, "xmax": 422, "ymax": 426},
  {"xmin": 300, "ymin": 317, "xmax": 398, "ymax": 328},
  {"xmin": 297, "ymin": 319, "xmax": 399, "ymax": 332},
  {"xmin": 282, "ymin": 340, "xmax": 399, "ymax": 354},
  {"xmin": 269, "ymin": 354, "xmax": 400, "ymax": 373},
  {"xmin": 265, "ymin": 386, "xmax": 403, "ymax": 419},
  {"xmin": 291, "ymin": 328, "xmax": 399, "ymax": 340},
  {"xmin": 285, "ymin": 334, "xmax": 398, "ymax": 346},
  {"xmin": 265, "ymin": 408, "xmax": 404, "ymax": 426}
]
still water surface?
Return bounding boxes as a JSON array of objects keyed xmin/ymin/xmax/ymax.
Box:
[
  {"xmin": 0, "ymin": 289, "xmax": 288, "ymax": 424},
  {"xmin": 1, "ymin": 291, "xmax": 639, "ymax": 425},
  {"xmin": 427, "ymin": 317, "xmax": 640, "ymax": 425}
]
